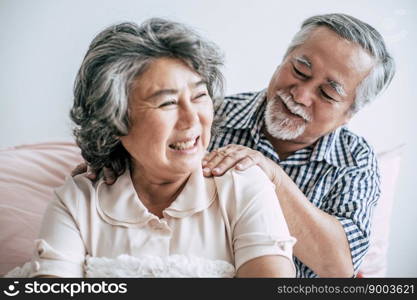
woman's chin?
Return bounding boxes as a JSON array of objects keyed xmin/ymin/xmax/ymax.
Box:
[
  {"xmin": 168, "ymin": 161, "xmax": 200, "ymax": 176},
  {"xmin": 173, "ymin": 153, "xmax": 204, "ymax": 173}
]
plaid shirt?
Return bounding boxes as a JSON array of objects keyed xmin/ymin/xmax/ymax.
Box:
[{"xmin": 209, "ymin": 90, "xmax": 380, "ymax": 278}]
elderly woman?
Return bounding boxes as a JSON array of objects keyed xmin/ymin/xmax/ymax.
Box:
[{"xmin": 30, "ymin": 18, "xmax": 296, "ymax": 277}]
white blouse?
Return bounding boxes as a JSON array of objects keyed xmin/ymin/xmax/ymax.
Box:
[{"xmin": 30, "ymin": 166, "xmax": 296, "ymax": 277}]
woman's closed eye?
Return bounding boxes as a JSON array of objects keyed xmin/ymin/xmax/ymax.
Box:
[
  {"xmin": 158, "ymin": 92, "xmax": 209, "ymax": 108},
  {"xmin": 159, "ymin": 100, "xmax": 178, "ymax": 108},
  {"xmin": 193, "ymin": 92, "xmax": 208, "ymax": 101}
]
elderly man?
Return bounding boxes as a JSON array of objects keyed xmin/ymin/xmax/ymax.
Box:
[{"xmin": 203, "ymin": 13, "xmax": 395, "ymax": 277}]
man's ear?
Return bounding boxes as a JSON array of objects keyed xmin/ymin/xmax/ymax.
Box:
[
  {"xmin": 343, "ymin": 105, "xmax": 356, "ymax": 125},
  {"xmin": 342, "ymin": 113, "xmax": 353, "ymax": 126}
]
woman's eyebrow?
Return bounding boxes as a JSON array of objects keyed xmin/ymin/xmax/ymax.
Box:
[
  {"xmin": 144, "ymin": 89, "xmax": 178, "ymax": 101},
  {"xmin": 144, "ymin": 80, "xmax": 207, "ymax": 102},
  {"xmin": 192, "ymin": 79, "xmax": 207, "ymax": 88}
]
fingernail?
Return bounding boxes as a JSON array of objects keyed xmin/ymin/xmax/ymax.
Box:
[
  {"xmin": 213, "ymin": 168, "xmax": 220, "ymax": 174},
  {"xmin": 236, "ymin": 164, "xmax": 243, "ymax": 170},
  {"xmin": 203, "ymin": 168, "xmax": 211, "ymax": 173}
]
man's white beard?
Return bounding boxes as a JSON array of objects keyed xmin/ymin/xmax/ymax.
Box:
[{"xmin": 264, "ymin": 91, "xmax": 310, "ymax": 141}]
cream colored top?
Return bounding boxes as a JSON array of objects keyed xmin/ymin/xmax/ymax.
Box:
[{"xmin": 30, "ymin": 166, "xmax": 296, "ymax": 277}]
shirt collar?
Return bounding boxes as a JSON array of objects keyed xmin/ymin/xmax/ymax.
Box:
[
  {"xmin": 222, "ymin": 90, "xmax": 267, "ymax": 131},
  {"xmin": 95, "ymin": 167, "xmax": 216, "ymax": 227},
  {"xmin": 308, "ymin": 126, "xmax": 358, "ymax": 167}
]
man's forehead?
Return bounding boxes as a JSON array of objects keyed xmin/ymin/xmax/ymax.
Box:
[
  {"xmin": 300, "ymin": 27, "xmax": 374, "ymax": 70},
  {"xmin": 291, "ymin": 29, "xmax": 374, "ymax": 90}
]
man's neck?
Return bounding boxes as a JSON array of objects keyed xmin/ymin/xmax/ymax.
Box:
[{"xmin": 263, "ymin": 126, "xmax": 314, "ymax": 160}]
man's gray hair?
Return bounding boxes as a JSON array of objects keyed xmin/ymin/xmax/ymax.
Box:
[
  {"xmin": 284, "ymin": 13, "xmax": 395, "ymax": 113},
  {"xmin": 70, "ymin": 18, "xmax": 224, "ymax": 176}
]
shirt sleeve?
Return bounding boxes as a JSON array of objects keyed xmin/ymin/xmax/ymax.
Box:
[
  {"xmin": 325, "ymin": 164, "xmax": 381, "ymax": 274},
  {"xmin": 30, "ymin": 179, "xmax": 86, "ymax": 277},
  {"xmin": 218, "ymin": 166, "xmax": 297, "ymax": 271}
]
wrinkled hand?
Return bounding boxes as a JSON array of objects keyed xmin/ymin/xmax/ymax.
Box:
[
  {"xmin": 71, "ymin": 162, "xmax": 117, "ymax": 185},
  {"xmin": 202, "ymin": 144, "xmax": 283, "ymax": 187}
]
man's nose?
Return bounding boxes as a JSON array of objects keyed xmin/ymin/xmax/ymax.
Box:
[{"xmin": 290, "ymin": 84, "xmax": 314, "ymax": 107}]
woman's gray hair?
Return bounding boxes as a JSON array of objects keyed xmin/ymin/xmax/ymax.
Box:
[
  {"xmin": 283, "ymin": 13, "xmax": 395, "ymax": 114},
  {"xmin": 70, "ymin": 18, "xmax": 224, "ymax": 176}
]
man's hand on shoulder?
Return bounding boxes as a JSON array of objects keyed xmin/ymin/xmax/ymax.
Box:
[{"xmin": 203, "ymin": 144, "xmax": 284, "ymax": 188}]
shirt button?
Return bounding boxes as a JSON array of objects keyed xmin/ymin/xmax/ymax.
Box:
[
  {"xmin": 149, "ymin": 219, "xmax": 158, "ymax": 227},
  {"xmin": 148, "ymin": 219, "xmax": 166, "ymax": 231}
]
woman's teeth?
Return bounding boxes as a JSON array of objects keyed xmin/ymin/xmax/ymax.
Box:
[{"xmin": 170, "ymin": 138, "xmax": 197, "ymax": 150}]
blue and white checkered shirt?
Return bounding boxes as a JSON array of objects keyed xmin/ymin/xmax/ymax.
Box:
[{"xmin": 209, "ymin": 90, "xmax": 381, "ymax": 278}]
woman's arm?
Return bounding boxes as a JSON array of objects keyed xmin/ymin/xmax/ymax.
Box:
[
  {"xmin": 217, "ymin": 166, "xmax": 296, "ymax": 278},
  {"xmin": 30, "ymin": 177, "xmax": 87, "ymax": 278},
  {"xmin": 237, "ymin": 255, "xmax": 295, "ymax": 278}
]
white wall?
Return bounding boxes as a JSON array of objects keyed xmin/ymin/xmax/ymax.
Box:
[{"xmin": 1, "ymin": 0, "xmax": 416, "ymax": 276}]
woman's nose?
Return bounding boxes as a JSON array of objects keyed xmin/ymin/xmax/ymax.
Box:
[{"xmin": 177, "ymin": 102, "xmax": 199, "ymax": 129}]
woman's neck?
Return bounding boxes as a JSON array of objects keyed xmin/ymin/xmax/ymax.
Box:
[{"xmin": 130, "ymin": 164, "xmax": 190, "ymax": 218}]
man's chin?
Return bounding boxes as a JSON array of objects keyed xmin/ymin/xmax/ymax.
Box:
[
  {"xmin": 265, "ymin": 123, "xmax": 305, "ymax": 141},
  {"xmin": 265, "ymin": 100, "xmax": 306, "ymax": 141}
]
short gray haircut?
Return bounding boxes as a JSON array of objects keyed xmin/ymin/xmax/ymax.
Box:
[
  {"xmin": 284, "ymin": 13, "xmax": 395, "ymax": 114},
  {"xmin": 70, "ymin": 18, "xmax": 224, "ymax": 176}
]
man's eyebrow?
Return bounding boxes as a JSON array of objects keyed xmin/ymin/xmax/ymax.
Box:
[
  {"xmin": 327, "ymin": 79, "xmax": 347, "ymax": 97},
  {"xmin": 294, "ymin": 55, "xmax": 346, "ymax": 97},
  {"xmin": 294, "ymin": 55, "xmax": 312, "ymax": 69}
]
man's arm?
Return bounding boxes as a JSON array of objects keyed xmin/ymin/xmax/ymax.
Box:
[
  {"xmin": 273, "ymin": 169, "xmax": 354, "ymax": 277},
  {"xmin": 203, "ymin": 145, "xmax": 356, "ymax": 277}
]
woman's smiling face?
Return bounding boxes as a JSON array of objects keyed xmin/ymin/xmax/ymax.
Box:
[{"xmin": 120, "ymin": 57, "xmax": 213, "ymax": 180}]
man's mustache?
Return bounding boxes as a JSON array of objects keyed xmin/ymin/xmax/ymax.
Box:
[{"xmin": 275, "ymin": 91, "xmax": 312, "ymax": 122}]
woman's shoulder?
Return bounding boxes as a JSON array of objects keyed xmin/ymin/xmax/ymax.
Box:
[
  {"xmin": 56, "ymin": 174, "xmax": 96, "ymax": 196},
  {"xmin": 53, "ymin": 174, "xmax": 99, "ymax": 210},
  {"xmin": 51, "ymin": 170, "xmax": 140, "ymax": 230},
  {"xmin": 212, "ymin": 166, "xmax": 276, "ymax": 210},
  {"xmin": 214, "ymin": 165, "xmax": 274, "ymax": 193}
]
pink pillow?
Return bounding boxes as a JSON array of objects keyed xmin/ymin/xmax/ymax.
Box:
[
  {"xmin": 358, "ymin": 145, "xmax": 403, "ymax": 277},
  {"xmin": 0, "ymin": 141, "xmax": 82, "ymax": 276}
]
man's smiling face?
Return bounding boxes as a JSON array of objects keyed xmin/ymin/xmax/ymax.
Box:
[{"xmin": 265, "ymin": 26, "xmax": 374, "ymax": 145}]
